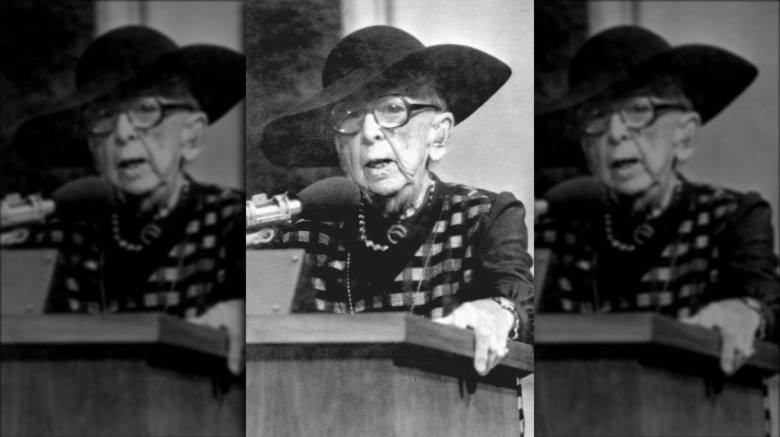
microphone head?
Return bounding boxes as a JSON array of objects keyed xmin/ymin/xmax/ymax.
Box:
[
  {"xmin": 542, "ymin": 176, "xmax": 606, "ymax": 219},
  {"xmin": 51, "ymin": 176, "xmax": 114, "ymax": 220},
  {"xmin": 298, "ymin": 177, "xmax": 361, "ymax": 221}
]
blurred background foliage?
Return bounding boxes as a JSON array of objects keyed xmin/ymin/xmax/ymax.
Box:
[
  {"xmin": 0, "ymin": 0, "xmax": 96, "ymax": 196},
  {"xmin": 534, "ymin": 0, "xmax": 590, "ymax": 196},
  {"xmin": 246, "ymin": 0, "xmax": 343, "ymax": 199}
]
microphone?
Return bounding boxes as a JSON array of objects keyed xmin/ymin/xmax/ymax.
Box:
[
  {"xmin": 0, "ymin": 194, "xmax": 54, "ymax": 230},
  {"xmin": 246, "ymin": 177, "xmax": 361, "ymax": 231},
  {"xmin": 537, "ymin": 176, "xmax": 606, "ymax": 220},
  {"xmin": 51, "ymin": 176, "xmax": 114, "ymax": 220},
  {"xmin": 0, "ymin": 177, "xmax": 113, "ymax": 230}
]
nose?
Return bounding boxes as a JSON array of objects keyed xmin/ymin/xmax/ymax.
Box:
[
  {"xmin": 605, "ymin": 112, "xmax": 630, "ymax": 145},
  {"xmin": 114, "ymin": 112, "xmax": 138, "ymax": 144},
  {"xmin": 359, "ymin": 110, "xmax": 384, "ymax": 145}
]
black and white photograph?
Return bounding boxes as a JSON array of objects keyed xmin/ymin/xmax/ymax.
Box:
[
  {"xmin": 1, "ymin": 1, "xmax": 779, "ymax": 436},
  {"xmin": 246, "ymin": 0, "xmax": 535, "ymax": 436},
  {"xmin": 1, "ymin": 2, "xmax": 245, "ymax": 436},
  {"xmin": 534, "ymin": 1, "xmax": 779, "ymax": 436}
]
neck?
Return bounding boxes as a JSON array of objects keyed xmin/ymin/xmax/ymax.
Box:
[
  {"xmin": 365, "ymin": 173, "xmax": 432, "ymax": 218},
  {"xmin": 612, "ymin": 174, "xmax": 680, "ymax": 220},
  {"xmin": 118, "ymin": 175, "xmax": 186, "ymax": 219}
]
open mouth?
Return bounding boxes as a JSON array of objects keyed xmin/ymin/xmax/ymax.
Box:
[
  {"xmin": 117, "ymin": 157, "xmax": 148, "ymax": 171},
  {"xmin": 610, "ymin": 158, "xmax": 640, "ymax": 171},
  {"xmin": 365, "ymin": 158, "xmax": 395, "ymax": 170}
]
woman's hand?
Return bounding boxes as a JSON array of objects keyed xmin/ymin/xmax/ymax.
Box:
[
  {"xmin": 188, "ymin": 299, "xmax": 246, "ymax": 375},
  {"xmin": 434, "ymin": 298, "xmax": 516, "ymax": 376},
  {"xmin": 680, "ymin": 298, "xmax": 762, "ymax": 375}
]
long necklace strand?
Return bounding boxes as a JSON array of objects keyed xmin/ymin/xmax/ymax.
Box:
[{"xmin": 345, "ymin": 197, "xmax": 445, "ymax": 315}]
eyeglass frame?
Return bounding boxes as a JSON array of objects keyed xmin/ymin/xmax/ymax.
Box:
[
  {"xmin": 329, "ymin": 93, "xmax": 441, "ymax": 135},
  {"xmin": 83, "ymin": 96, "xmax": 197, "ymax": 136},
  {"xmin": 575, "ymin": 96, "xmax": 691, "ymax": 136}
]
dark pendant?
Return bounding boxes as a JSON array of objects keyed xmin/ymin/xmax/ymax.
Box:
[
  {"xmin": 632, "ymin": 223, "xmax": 655, "ymax": 246},
  {"xmin": 139, "ymin": 223, "xmax": 162, "ymax": 245},
  {"xmin": 387, "ymin": 224, "xmax": 408, "ymax": 245}
]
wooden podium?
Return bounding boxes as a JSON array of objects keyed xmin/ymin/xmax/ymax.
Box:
[
  {"xmin": 1, "ymin": 314, "xmax": 244, "ymax": 436},
  {"xmin": 535, "ymin": 313, "xmax": 780, "ymax": 437},
  {"xmin": 247, "ymin": 313, "xmax": 534, "ymax": 437}
]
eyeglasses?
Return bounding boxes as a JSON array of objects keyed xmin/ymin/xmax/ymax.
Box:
[
  {"xmin": 576, "ymin": 97, "xmax": 690, "ymax": 135},
  {"xmin": 330, "ymin": 94, "xmax": 441, "ymax": 135},
  {"xmin": 84, "ymin": 96, "xmax": 195, "ymax": 135}
]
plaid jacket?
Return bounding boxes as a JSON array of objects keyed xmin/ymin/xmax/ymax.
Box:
[
  {"xmin": 275, "ymin": 177, "xmax": 535, "ymax": 341},
  {"xmin": 537, "ymin": 181, "xmax": 780, "ymax": 342},
  {"xmin": 22, "ymin": 180, "xmax": 244, "ymax": 318}
]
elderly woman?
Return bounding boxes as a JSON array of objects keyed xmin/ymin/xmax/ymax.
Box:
[
  {"xmin": 536, "ymin": 26, "xmax": 780, "ymax": 375},
  {"xmin": 10, "ymin": 26, "xmax": 246, "ymax": 374},
  {"xmin": 261, "ymin": 26, "xmax": 534, "ymax": 376}
]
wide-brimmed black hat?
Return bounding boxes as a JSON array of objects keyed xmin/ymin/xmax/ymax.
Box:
[
  {"xmin": 261, "ymin": 25, "xmax": 512, "ymax": 167},
  {"xmin": 539, "ymin": 25, "xmax": 758, "ymax": 125},
  {"xmin": 13, "ymin": 25, "xmax": 245, "ymax": 169}
]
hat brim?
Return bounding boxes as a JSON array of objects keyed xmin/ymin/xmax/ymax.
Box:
[
  {"xmin": 13, "ymin": 45, "xmax": 245, "ymax": 168},
  {"xmin": 261, "ymin": 44, "xmax": 511, "ymax": 167},
  {"xmin": 32, "ymin": 45, "xmax": 245, "ymax": 124},
  {"xmin": 538, "ymin": 44, "xmax": 757, "ymax": 125}
]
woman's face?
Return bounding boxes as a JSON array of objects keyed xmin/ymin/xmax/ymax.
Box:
[
  {"xmin": 85, "ymin": 95, "xmax": 201, "ymax": 198},
  {"xmin": 334, "ymin": 87, "xmax": 446, "ymax": 202},
  {"xmin": 579, "ymin": 95, "xmax": 696, "ymax": 199}
]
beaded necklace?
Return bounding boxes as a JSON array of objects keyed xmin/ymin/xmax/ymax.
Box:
[
  {"xmin": 357, "ymin": 180, "xmax": 435, "ymax": 251},
  {"xmin": 111, "ymin": 182, "xmax": 190, "ymax": 252},
  {"xmin": 603, "ymin": 183, "xmax": 681, "ymax": 252}
]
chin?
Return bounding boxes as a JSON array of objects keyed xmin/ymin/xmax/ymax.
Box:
[
  {"xmin": 363, "ymin": 175, "xmax": 406, "ymax": 197},
  {"xmin": 116, "ymin": 177, "xmax": 160, "ymax": 198},
  {"xmin": 610, "ymin": 179, "xmax": 653, "ymax": 198}
]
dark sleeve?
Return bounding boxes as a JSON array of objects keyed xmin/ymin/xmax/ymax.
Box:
[
  {"xmin": 214, "ymin": 196, "xmax": 246, "ymax": 303},
  {"xmin": 717, "ymin": 192, "xmax": 780, "ymax": 342},
  {"xmin": 470, "ymin": 192, "xmax": 535, "ymax": 342}
]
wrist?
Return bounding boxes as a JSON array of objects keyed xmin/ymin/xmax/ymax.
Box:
[
  {"xmin": 740, "ymin": 297, "xmax": 766, "ymax": 339},
  {"xmin": 490, "ymin": 297, "xmax": 521, "ymax": 340}
]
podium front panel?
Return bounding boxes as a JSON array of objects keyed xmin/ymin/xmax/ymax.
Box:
[
  {"xmin": 1, "ymin": 314, "xmax": 244, "ymax": 437},
  {"xmin": 246, "ymin": 314, "xmax": 533, "ymax": 437}
]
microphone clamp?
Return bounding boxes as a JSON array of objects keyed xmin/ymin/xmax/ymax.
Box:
[{"xmin": 246, "ymin": 193, "xmax": 302, "ymax": 231}]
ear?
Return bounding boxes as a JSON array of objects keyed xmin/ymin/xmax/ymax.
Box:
[
  {"xmin": 333, "ymin": 137, "xmax": 351, "ymax": 176},
  {"xmin": 580, "ymin": 138, "xmax": 596, "ymax": 174},
  {"xmin": 428, "ymin": 111, "xmax": 454, "ymax": 163},
  {"xmin": 87, "ymin": 137, "xmax": 103, "ymax": 172},
  {"xmin": 673, "ymin": 112, "xmax": 699, "ymax": 163},
  {"xmin": 180, "ymin": 111, "xmax": 209, "ymax": 162}
]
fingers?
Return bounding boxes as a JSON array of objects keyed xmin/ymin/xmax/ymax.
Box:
[
  {"xmin": 473, "ymin": 325, "xmax": 491, "ymax": 375},
  {"xmin": 719, "ymin": 328, "xmax": 738, "ymax": 375},
  {"xmin": 720, "ymin": 323, "xmax": 756, "ymax": 375},
  {"xmin": 227, "ymin": 331, "xmax": 245, "ymax": 375},
  {"xmin": 435, "ymin": 301, "xmax": 513, "ymax": 376}
]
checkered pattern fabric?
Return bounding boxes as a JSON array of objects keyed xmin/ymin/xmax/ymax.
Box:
[
  {"xmin": 27, "ymin": 181, "xmax": 244, "ymax": 318},
  {"xmin": 281, "ymin": 183, "xmax": 494, "ymax": 318},
  {"xmin": 539, "ymin": 182, "xmax": 748, "ymax": 317}
]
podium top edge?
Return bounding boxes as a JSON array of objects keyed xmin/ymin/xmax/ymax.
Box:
[
  {"xmin": 535, "ymin": 313, "xmax": 779, "ymax": 373},
  {"xmin": 0, "ymin": 313, "xmax": 229, "ymax": 358},
  {"xmin": 247, "ymin": 313, "xmax": 534, "ymax": 373}
]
